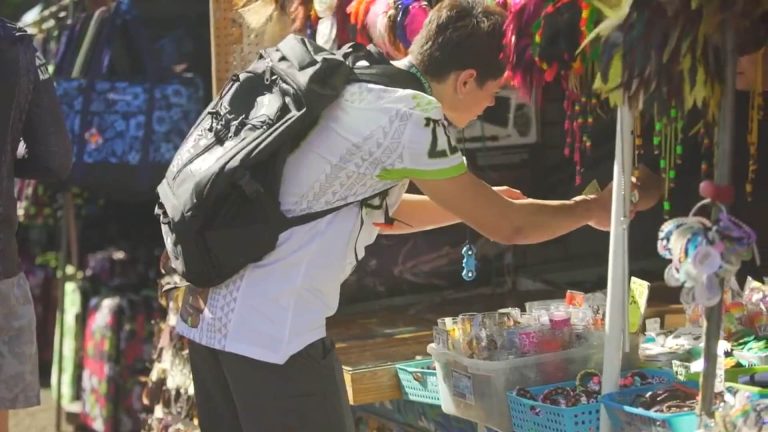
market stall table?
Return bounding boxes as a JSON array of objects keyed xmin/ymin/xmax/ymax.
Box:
[{"xmin": 327, "ymin": 286, "xmax": 555, "ymax": 405}]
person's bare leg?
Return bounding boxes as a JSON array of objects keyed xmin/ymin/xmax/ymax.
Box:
[{"xmin": 0, "ymin": 409, "xmax": 9, "ymax": 432}]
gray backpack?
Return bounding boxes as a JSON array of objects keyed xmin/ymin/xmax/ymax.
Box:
[{"xmin": 155, "ymin": 35, "xmax": 424, "ymax": 288}]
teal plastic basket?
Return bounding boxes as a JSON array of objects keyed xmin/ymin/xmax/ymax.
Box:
[
  {"xmin": 600, "ymin": 382, "xmax": 699, "ymax": 432},
  {"xmin": 508, "ymin": 381, "xmax": 601, "ymax": 432},
  {"xmin": 507, "ymin": 369, "xmax": 676, "ymax": 432},
  {"xmin": 395, "ymin": 359, "xmax": 440, "ymax": 405}
]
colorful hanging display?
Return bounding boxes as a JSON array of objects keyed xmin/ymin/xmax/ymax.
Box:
[
  {"xmin": 345, "ymin": 0, "xmax": 433, "ymax": 59},
  {"xmin": 347, "ymin": 0, "xmax": 376, "ymax": 44},
  {"xmin": 531, "ymin": 0, "xmax": 601, "ymax": 185},
  {"xmin": 584, "ymin": 0, "xmax": 768, "ymax": 214},
  {"xmin": 285, "ymin": 0, "xmax": 765, "ymax": 207},
  {"xmin": 501, "ymin": 0, "xmax": 550, "ymax": 95},
  {"xmin": 657, "ymin": 199, "xmax": 758, "ymax": 307}
]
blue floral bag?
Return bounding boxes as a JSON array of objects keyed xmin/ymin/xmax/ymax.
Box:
[
  {"xmin": 56, "ymin": 77, "xmax": 204, "ymax": 198},
  {"xmin": 54, "ymin": 0, "xmax": 206, "ymax": 199}
]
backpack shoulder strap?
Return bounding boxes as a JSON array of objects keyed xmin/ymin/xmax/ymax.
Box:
[
  {"xmin": 344, "ymin": 43, "xmax": 427, "ymax": 93},
  {"xmin": 283, "ymin": 186, "xmax": 396, "ymax": 229},
  {"xmin": 351, "ymin": 64, "xmax": 426, "ymax": 92}
]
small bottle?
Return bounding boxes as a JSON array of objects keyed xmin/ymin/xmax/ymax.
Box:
[{"xmin": 548, "ymin": 310, "xmax": 573, "ymax": 348}]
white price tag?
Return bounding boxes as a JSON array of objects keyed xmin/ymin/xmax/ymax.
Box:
[
  {"xmin": 451, "ymin": 369, "xmax": 475, "ymax": 405},
  {"xmin": 433, "ymin": 327, "xmax": 449, "ymax": 349},
  {"xmin": 757, "ymin": 324, "xmax": 768, "ymax": 337},
  {"xmin": 645, "ymin": 318, "xmax": 661, "ymax": 333},
  {"xmin": 715, "ymin": 357, "xmax": 725, "ymax": 393}
]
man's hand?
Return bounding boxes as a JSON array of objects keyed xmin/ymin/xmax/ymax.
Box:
[
  {"xmin": 582, "ymin": 183, "xmax": 637, "ymax": 231},
  {"xmin": 492, "ymin": 186, "xmax": 527, "ymax": 200},
  {"xmin": 599, "ymin": 164, "xmax": 663, "ymax": 213}
]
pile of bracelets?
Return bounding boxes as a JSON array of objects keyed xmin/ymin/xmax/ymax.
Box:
[
  {"xmin": 630, "ymin": 384, "xmax": 699, "ymax": 414},
  {"xmin": 512, "ymin": 369, "xmax": 664, "ymax": 408}
]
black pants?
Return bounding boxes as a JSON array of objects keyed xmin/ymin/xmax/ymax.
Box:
[{"xmin": 188, "ymin": 338, "xmax": 354, "ymax": 432}]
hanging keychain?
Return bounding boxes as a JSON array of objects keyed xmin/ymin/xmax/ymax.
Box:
[
  {"xmin": 461, "ymin": 240, "xmax": 477, "ymax": 281},
  {"xmin": 461, "ymin": 217, "xmax": 476, "ymax": 281}
]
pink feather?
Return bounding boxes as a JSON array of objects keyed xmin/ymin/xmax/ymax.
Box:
[{"xmin": 502, "ymin": 0, "xmax": 549, "ymax": 98}]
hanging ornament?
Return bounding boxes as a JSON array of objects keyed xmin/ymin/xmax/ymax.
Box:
[
  {"xmin": 633, "ymin": 113, "xmax": 643, "ymax": 179},
  {"xmin": 657, "ymin": 199, "xmax": 758, "ymax": 308},
  {"xmin": 461, "ymin": 242, "xmax": 477, "ymax": 281},
  {"xmin": 533, "ymin": 0, "xmax": 600, "ymax": 186},
  {"xmin": 387, "ymin": 0, "xmax": 429, "ymax": 50},
  {"xmin": 347, "ymin": 0, "xmax": 377, "ymax": 44},
  {"xmin": 654, "ymin": 102, "xmax": 683, "ymax": 218},
  {"xmin": 746, "ymin": 47, "xmax": 765, "ymax": 201},
  {"xmin": 694, "ymin": 120, "xmax": 714, "ymax": 181}
]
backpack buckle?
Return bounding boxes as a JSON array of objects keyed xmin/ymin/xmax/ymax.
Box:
[
  {"xmin": 155, "ymin": 201, "xmax": 170, "ymax": 224},
  {"xmin": 236, "ymin": 172, "xmax": 264, "ymax": 200}
]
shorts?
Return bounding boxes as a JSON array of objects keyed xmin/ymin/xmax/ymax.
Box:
[{"xmin": 0, "ymin": 273, "xmax": 40, "ymax": 410}]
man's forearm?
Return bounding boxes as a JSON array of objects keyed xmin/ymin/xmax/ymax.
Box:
[
  {"xmin": 382, "ymin": 193, "xmax": 596, "ymax": 240},
  {"xmin": 382, "ymin": 193, "xmax": 461, "ymax": 234}
]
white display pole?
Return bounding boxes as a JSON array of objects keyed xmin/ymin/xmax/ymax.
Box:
[{"xmin": 599, "ymin": 103, "xmax": 634, "ymax": 431}]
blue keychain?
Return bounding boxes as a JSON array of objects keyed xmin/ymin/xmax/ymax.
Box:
[{"xmin": 461, "ymin": 242, "xmax": 477, "ymax": 281}]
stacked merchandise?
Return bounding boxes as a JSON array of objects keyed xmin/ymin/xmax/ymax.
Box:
[
  {"xmin": 47, "ymin": 247, "xmax": 164, "ymax": 432},
  {"xmin": 287, "ymin": 0, "xmax": 435, "ymax": 55},
  {"xmin": 597, "ymin": 198, "xmax": 764, "ymax": 428},
  {"xmin": 142, "ymin": 263, "xmax": 198, "ymax": 432},
  {"xmin": 80, "ymin": 289, "xmax": 162, "ymax": 432},
  {"xmin": 432, "ymin": 291, "xmax": 603, "ymax": 362},
  {"xmin": 424, "ymin": 291, "xmax": 610, "ymax": 431},
  {"xmin": 141, "ymin": 314, "xmax": 197, "ymax": 432}
]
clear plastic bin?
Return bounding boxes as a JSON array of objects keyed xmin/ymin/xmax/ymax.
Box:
[{"xmin": 428, "ymin": 335, "xmax": 606, "ymax": 432}]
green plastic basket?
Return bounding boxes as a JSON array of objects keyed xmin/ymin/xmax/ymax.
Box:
[
  {"xmin": 395, "ymin": 359, "xmax": 440, "ymax": 405},
  {"xmin": 686, "ymin": 366, "xmax": 768, "ymax": 398}
]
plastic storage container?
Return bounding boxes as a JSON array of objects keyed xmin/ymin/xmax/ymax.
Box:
[
  {"xmin": 601, "ymin": 382, "xmax": 699, "ymax": 432},
  {"xmin": 507, "ymin": 369, "xmax": 676, "ymax": 432},
  {"xmin": 509, "ymin": 382, "xmax": 601, "ymax": 432},
  {"xmin": 428, "ymin": 336, "xmax": 605, "ymax": 432},
  {"xmin": 395, "ymin": 359, "xmax": 440, "ymax": 405}
]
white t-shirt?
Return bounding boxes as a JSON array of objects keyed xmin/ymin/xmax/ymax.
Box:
[{"xmin": 175, "ymin": 82, "xmax": 467, "ymax": 364}]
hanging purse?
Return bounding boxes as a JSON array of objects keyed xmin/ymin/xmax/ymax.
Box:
[{"xmin": 55, "ymin": 1, "xmax": 205, "ymax": 200}]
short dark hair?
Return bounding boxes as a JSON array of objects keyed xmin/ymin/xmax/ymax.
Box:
[{"xmin": 408, "ymin": 0, "xmax": 506, "ymax": 86}]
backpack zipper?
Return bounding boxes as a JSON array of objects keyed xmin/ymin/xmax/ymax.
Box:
[
  {"xmin": 170, "ymin": 74, "xmax": 244, "ymax": 182},
  {"xmin": 171, "ymin": 53, "xmax": 288, "ymax": 183}
]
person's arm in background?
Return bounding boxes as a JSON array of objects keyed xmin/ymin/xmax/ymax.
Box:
[
  {"xmin": 381, "ymin": 186, "xmax": 526, "ymax": 234},
  {"xmin": 15, "ymin": 41, "xmax": 72, "ymax": 181}
]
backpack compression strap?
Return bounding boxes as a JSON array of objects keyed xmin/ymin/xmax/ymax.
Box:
[{"xmin": 351, "ymin": 64, "xmax": 427, "ymax": 93}]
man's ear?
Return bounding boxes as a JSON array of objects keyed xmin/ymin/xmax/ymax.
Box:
[{"xmin": 455, "ymin": 69, "xmax": 477, "ymax": 98}]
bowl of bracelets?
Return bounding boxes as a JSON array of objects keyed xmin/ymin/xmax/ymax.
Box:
[
  {"xmin": 507, "ymin": 369, "xmax": 675, "ymax": 432},
  {"xmin": 601, "ymin": 381, "xmax": 700, "ymax": 432}
]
